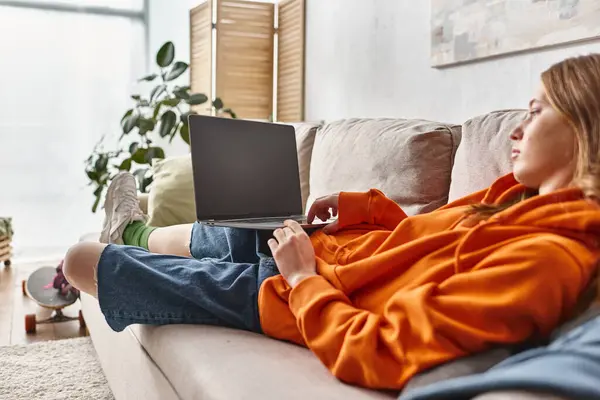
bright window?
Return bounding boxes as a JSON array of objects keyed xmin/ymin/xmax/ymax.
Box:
[
  {"xmin": 0, "ymin": 2, "xmax": 146, "ymax": 260},
  {"xmin": 6, "ymin": 0, "xmax": 144, "ymax": 11}
]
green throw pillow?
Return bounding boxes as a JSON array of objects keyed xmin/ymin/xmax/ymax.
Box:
[{"xmin": 147, "ymin": 155, "xmax": 196, "ymax": 227}]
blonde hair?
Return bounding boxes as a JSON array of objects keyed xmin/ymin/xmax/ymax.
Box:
[
  {"xmin": 544, "ymin": 54, "xmax": 600, "ymax": 307},
  {"xmin": 542, "ymin": 54, "xmax": 600, "ymax": 199},
  {"xmin": 471, "ymin": 54, "xmax": 600, "ymax": 306}
]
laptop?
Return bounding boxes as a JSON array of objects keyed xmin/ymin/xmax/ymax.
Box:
[{"xmin": 188, "ymin": 114, "xmax": 332, "ymax": 230}]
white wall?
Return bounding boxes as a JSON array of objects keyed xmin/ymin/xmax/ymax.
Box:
[{"xmin": 304, "ymin": 0, "xmax": 600, "ymax": 124}]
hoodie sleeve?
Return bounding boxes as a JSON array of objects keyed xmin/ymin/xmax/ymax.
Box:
[
  {"xmin": 336, "ymin": 189, "xmax": 407, "ymax": 231},
  {"xmin": 288, "ymin": 236, "xmax": 594, "ymax": 390}
]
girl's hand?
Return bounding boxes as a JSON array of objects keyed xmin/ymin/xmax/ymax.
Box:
[
  {"xmin": 307, "ymin": 193, "xmax": 340, "ymax": 234},
  {"xmin": 268, "ymin": 220, "xmax": 317, "ymax": 287}
]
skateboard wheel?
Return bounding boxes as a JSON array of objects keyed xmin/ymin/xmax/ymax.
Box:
[
  {"xmin": 79, "ymin": 310, "xmax": 86, "ymax": 330},
  {"xmin": 21, "ymin": 280, "xmax": 26, "ymax": 296},
  {"xmin": 25, "ymin": 314, "xmax": 36, "ymax": 334}
]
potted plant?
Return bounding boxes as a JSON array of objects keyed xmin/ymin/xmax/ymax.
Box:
[
  {"xmin": 85, "ymin": 41, "xmax": 236, "ymax": 212},
  {"xmin": 0, "ymin": 217, "xmax": 13, "ymax": 267}
]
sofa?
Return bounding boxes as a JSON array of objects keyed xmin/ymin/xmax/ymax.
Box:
[{"xmin": 80, "ymin": 109, "xmax": 535, "ymax": 400}]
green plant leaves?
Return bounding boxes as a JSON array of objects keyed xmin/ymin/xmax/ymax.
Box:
[
  {"xmin": 213, "ymin": 97, "xmax": 224, "ymax": 110},
  {"xmin": 129, "ymin": 142, "xmax": 139, "ymax": 154},
  {"xmin": 131, "ymin": 148, "xmax": 147, "ymax": 164},
  {"xmin": 133, "ymin": 168, "xmax": 153, "ymax": 193},
  {"xmin": 223, "ymin": 108, "xmax": 237, "ymax": 119},
  {"xmin": 161, "ymin": 98, "xmax": 181, "ymax": 107},
  {"xmin": 140, "ymin": 176, "xmax": 153, "ymax": 193},
  {"xmin": 169, "ymin": 126, "xmax": 179, "ymax": 143},
  {"xmin": 86, "ymin": 170, "xmax": 98, "ymax": 181},
  {"xmin": 87, "ymin": 47, "xmax": 226, "ymax": 212},
  {"xmin": 95, "ymin": 155, "xmax": 108, "ymax": 171},
  {"xmin": 180, "ymin": 123, "xmax": 190, "ymax": 145},
  {"xmin": 153, "ymin": 104, "xmax": 162, "ymax": 120},
  {"xmin": 121, "ymin": 109, "xmax": 133, "ymax": 124},
  {"xmin": 138, "ymin": 118, "xmax": 156, "ymax": 135},
  {"xmin": 146, "ymin": 147, "xmax": 165, "ymax": 163},
  {"xmin": 173, "ymin": 88, "xmax": 190, "ymax": 100},
  {"xmin": 150, "ymin": 84, "xmax": 166, "ymax": 101},
  {"xmin": 156, "ymin": 41, "xmax": 175, "ymax": 68},
  {"xmin": 187, "ymin": 93, "xmax": 208, "ymax": 105},
  {"xmin": 160, "ymin": 110, "xmax": 177, "ymax": 137},
  {"xmin": 165, "ymin": 62, "xmax": 188, "ymax": 81},
  {"xmin": 123, "ymin": 113, "xmax": 139, "ymax": 133},
  {"xmin": 118, "ymin": 158, "xmax": 132, "ymax": 171},
  {"xmin": 92, "ymin": 186, "xmax": 104, "ymax": 213},
  {"xmin": 139, "ymin": 74, "xmax": 158, "ymax": 82},
  {"xmin": 131, "ymin": 146, "xmax": 165, "ymax": 165}
]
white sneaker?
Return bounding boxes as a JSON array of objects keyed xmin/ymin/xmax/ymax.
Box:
[{"xmin": 99, "ymin": 172, "xmax": 147, "ymax": 245}]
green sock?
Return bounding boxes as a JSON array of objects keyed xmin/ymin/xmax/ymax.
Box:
[{"xmin": 122, "ymin": 221, "xmax": 157, "ymax": 249}]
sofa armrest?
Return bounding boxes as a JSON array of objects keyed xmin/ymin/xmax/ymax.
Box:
[{"xmin": 138, "ymin": 193, "xmax": 149, "ymax": 215}]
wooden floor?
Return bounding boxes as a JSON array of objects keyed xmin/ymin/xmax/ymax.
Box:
[{"xmin": 0, "ymin": 259, "xmax": 88, "ymax": 346}]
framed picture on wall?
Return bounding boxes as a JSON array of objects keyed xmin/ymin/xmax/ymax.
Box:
[{"xmin": 431, "ymin": 0, "xmax": 600, "ymax": 67}]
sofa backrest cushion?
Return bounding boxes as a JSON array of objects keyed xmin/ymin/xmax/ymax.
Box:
[
  {"xmin": 290, "ymin": 122, "xmax": 322, "ymax": 212},
  {"xmin": 448, "ymin": 109, "xmax": 527, "ymax": 202},
  {"xmin": 306, "ymin": 118, "xmax": 461, "ymax": 216}
]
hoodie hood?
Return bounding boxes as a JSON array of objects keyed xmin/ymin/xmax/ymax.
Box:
[{"xmin": 483, "ymin": 173, "xmax": 600, "ymax": 242}]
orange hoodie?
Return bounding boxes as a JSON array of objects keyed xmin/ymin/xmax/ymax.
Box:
[{"xmin": 258, "ymin": 174, "xmax": 600, "ymax": 390}]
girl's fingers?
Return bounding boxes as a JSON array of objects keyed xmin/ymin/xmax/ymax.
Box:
[
  {"xmin": 273, "ymin": 228, "xmax": 286, "ymax": 243},
  {"xmin": 285, "ymin": 220, "xmax": 303, "ymax": 234},
  {"xmin": 267, "ymin": 238, "xmax": 278, "ymax": 252}
]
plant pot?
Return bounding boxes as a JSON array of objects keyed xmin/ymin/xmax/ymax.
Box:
[{"xmin": 0, "ymin": 235, "xmax": 12, "ymax": 267}]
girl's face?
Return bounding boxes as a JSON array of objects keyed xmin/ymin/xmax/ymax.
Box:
[{"xmin": 510, "ymin": 83, "xmax": 577, "ymax": 194}]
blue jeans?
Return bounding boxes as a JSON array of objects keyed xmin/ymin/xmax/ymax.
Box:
[{"xmin": 96, "ymin": 223, "xmax": 279, "ymax": 333}]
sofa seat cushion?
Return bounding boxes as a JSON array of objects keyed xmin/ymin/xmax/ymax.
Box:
[
  {"xmin": 306, "ymin": 118, "xmax": 461, "ymax": 216},
  {"xmin": 129, "ymin": 324, "xmax": 394, "ymax": 400}
]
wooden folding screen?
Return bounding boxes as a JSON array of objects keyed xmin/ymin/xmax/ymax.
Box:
[
  {"xmin": 277, "ymin": 0, "xmax": 305, "ymax": 122},
  {"xmin": 216, "ymin": 0, "xmax": 274, "ymax": 120},
  {"xmin": 189, "ymin": 1, "xmax": 213, "ymax": 114},
  {"xmin": 189, "ymin": 0, "xmax": 305, "ymax": 121}
]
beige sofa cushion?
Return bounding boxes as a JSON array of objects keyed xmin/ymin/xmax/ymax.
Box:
[
  {"xmin": 306, "ymin": 118, "xmax": 461, "ymax": 216},
  {"xmin": 290, "ymin": 122, "xmax": 322, "ymax": 211},
  {"xmin": 147, "ymin": 155, "xmax": 196, "ymax": 227},
  {"xmin": 130, "ymin": 324, "xmax": 394, "ymax": 400},
  {"xmin": 448, "ymin": 110, "xmax": 527, "ymax": 202}
]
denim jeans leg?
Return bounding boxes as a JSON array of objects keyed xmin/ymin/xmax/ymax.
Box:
[
  {"xmin": 189, "ymin": 222, "xmax": 262, "ymax": 263},
  {"xmin": 96, "ymin": 243, "xmax": 279, "ymax": 333}
]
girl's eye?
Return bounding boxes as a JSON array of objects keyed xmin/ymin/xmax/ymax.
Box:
[{"xmin": 526, "ymin": 109, "xmax": 541, "ymax": 120}]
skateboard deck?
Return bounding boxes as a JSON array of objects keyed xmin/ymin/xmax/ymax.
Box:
[
  {"xmin": 23, "ymin": 266, "xmax": 84, "ymax": 334},
  {"xmin": 25, "ymin": 266, "xmax": 77, "ymax": 308}
]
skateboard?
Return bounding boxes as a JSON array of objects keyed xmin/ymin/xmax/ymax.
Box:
[{"xmin": 22, "ymin": 266, "xmax": 86, "ymax": 334}]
